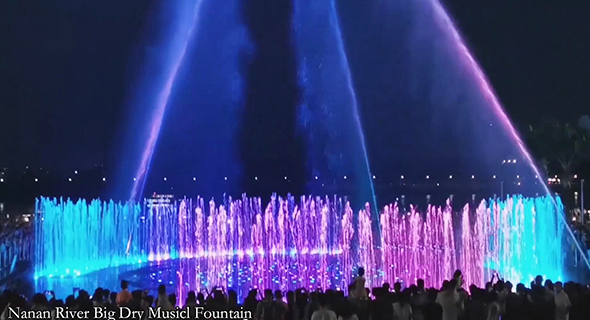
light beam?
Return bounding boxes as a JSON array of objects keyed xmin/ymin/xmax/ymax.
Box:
[
  {"xmin": 130, "ymin": 0, "xmax": 206, "ymax": 201},
  {"xmin": 429, "ymin": 0, "xmax": 590, "ymax": 269}
]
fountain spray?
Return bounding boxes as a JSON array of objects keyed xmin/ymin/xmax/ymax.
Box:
[
  {"xmin": 428, "ymin": 0, "xmax": 590, "ymax": 269},
  {"xmin": 329, "ymin": 0, "xmax": 379, "ymax": 222},
  {"xmin": 130, "ymin": 0, "xmax": 206, "ymax": 201}
]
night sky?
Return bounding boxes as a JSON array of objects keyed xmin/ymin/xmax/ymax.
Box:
[{"xmin": 0, "ymin": 0, "xmax": 588, "ymax": 175}]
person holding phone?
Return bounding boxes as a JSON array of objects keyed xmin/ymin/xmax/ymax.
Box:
[
  {"xmin": 436, "ymin": 280, "xmax": 461, "ymax": 320},
  {"xmin": 44, "ymin": 291, "xmax": 54, "ymax": 302}
]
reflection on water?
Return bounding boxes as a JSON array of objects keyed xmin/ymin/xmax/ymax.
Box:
[
  {"xmin": 35, "ymin": 263, "xmax": 147, "ymax": 299},
  {"xmin": 126, "ymin": 255, "xmax": 352, "ymax": 304}
]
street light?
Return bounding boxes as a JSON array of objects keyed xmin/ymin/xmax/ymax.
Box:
[{"xmin": 582, "ymin": 179, "xmax": 585, "ymax": 224}]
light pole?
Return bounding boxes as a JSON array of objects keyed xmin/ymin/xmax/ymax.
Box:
[{"xmin": 582, "ymin": 179, "xmax": 585, "ymax": 225}]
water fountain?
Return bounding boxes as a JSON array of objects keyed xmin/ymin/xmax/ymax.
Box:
[
  {"xmin": 293, "ymin": 0, "xmax": 376, "ymax": 213},
  {"xmin": 35, "ymin": 194, "xmax": 565, "ymax": 300},
  {"xmin": 128, "ymin": 0, "xmax": 206, "ymax": 201}
]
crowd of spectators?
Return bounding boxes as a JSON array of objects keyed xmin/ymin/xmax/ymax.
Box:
[
  {"xmin": 0, "ymin": 220, "xmax": 32, "ymax": 279},
  {"xmin": 1, "ymin": 268, "xmax": 589, "ymax": 320}
]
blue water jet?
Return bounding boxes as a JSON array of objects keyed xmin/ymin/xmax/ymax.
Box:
[
  {"xmin": 330, "ymin": 1, "xmax": 377, "ymax": 214},
  {"xmin": 293, "ymin": 0, "xmax": 377, "ymax": 218}
]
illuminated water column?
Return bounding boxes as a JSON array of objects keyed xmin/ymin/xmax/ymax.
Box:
[
  {"xmin": 178, "ymin": 199, "xmax": 190, "ymax": 258},
  {"xmin": 458, "ymin": 203, "xmax": 488, "ymax": 288},
  {"xmin": 146, "ymin": 200, "xmax": 178, "ymax": 261},
  {"xmin": 35, "ymin": 194, "xmax": 567, "ymax": 294},
  {"xmin": 35, "ymin": 197, "xmax": 142, "ymax": 278},
  {"xmin": 379, "ymin": 202, "xmax": 458, "ymax": 288},
  {"xmin": 358, "ymin": 206, "xmax": 377, "ymax": 287},
  {"xmin": 488, "ymin": 196, "xmax": 564, "ymax": 283},
  {"xmin": 424, "ymin": 0, "xmax": 590, "ymax": 269},
  {"xmin": 121, "ymin": 0, "xmax": 206, "ymax": 201}
]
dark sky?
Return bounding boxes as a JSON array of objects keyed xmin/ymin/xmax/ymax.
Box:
[
  {"xmin": 0, "ymin": 0, "xmax": 154, "ymax": 173},
  {"xmin": 0, "ymin": 0, "xmax": 588, "ymax": 175}
]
